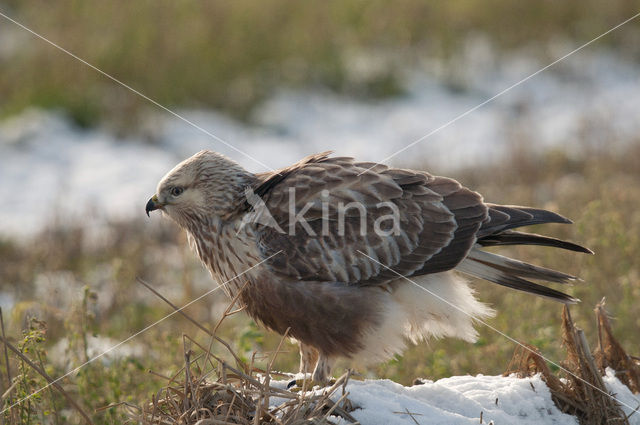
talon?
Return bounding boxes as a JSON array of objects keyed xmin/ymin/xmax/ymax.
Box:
[{"xmin": 287, "ymin": 376, "xmax": 336, "ymax": 392}]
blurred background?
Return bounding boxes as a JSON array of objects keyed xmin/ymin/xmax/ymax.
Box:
[{"xmin": 1, "ymin": 1, "xmax": 640, "ymax": 423}]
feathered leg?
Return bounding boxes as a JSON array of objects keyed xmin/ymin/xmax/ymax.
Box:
[
  {"xmin": 298, "ymin": 342, "xmax": 318, "ymax": 374},
  {"xmin": 312, "ymin": 354, "xmax": 334, "ymax": 384},
  {"xmin": 288, "ymin": 345, "xmax": 332, "ymax": 390}
]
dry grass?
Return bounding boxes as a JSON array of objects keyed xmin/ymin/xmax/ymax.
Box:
[
  {"xmin": 130, "ymin": 345, "xmax": 356, "ymax": 425},
  {"xmin": 505, "ymin": 301, "xmax": 640, "ymax": 424},
  {"xmin": 594, "ymin": 301, "xmax": 640, "ymax": 395},
  {"xmin": 5, "ymin": 296, "xmax": 640, "ymax": 424},
  {"xmin": 129, "ymin": 298, "xmax": 640, "ymax": 424},
  {"xmin": 124, "ymin": 281, "xmax": 359, "ymax": 425}
]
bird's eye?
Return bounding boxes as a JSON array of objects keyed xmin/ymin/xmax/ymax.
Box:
[{"xmin": 171, "ymin": 186, "xmax": 184, "ymax": 197}]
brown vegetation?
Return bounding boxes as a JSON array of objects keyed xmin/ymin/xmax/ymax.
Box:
[
  {"xmin": 505, "ymin": 301, "xmax": 640, "ymax": 424},
  {"xmin": 123, "ymin": 282, "xmax": 358, "ymax": 425}
]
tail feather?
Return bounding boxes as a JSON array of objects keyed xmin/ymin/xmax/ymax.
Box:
[
  {"xmin": 460, "ymin": 203, "xmax": 589, "ymax": 304},
  {"xmin": 506, "ymin": 206, "xmax": 572, "ymax": 224},
  {"xmin": 466, "ymin": 249, "xmax": 577, "ymax": 284},
  {"xmin": 456, "ymin": 248, "xmax": 579, "ymax": 304},
  {"xmin": 479, "ymin": 204, "xmax": 572, "ymax": 236},
  {"xmin": 457, "ymin": 258, "xmax": 579, "ymax": 304},
  {"xmin": 478, "ymin": 230, "xmax": 593, "ymax": 254}
]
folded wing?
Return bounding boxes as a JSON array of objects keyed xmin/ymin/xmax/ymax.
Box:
[{"xmin": 250, "ymin": 153, "xmax": 590, "ymax": 303}]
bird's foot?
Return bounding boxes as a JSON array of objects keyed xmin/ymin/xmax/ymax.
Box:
[{"xmin": 286, "ymin": 375, "xmax": 336, "ymax": 392}]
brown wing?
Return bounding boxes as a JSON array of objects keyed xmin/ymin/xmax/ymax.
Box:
[{"xmin": 251, "ymin": 153, "xmax": 488, "ymax": 286}]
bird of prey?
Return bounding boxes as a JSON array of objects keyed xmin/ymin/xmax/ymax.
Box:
[{"xmin": 146, "ymin": 150, "xmax": 591, "ymax": 384}]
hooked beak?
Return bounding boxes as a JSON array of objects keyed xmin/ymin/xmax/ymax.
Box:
[{"xmin": 145, "ymin": 195, "xmax": 163, "ymax": 217}]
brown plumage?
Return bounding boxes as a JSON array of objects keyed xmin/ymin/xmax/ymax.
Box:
[{"xmin": 146, "ymin": 150, "xmax": 591, "ymax": 383}]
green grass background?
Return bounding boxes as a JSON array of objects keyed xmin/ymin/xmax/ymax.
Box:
[{"xmin": 1, "ymin": 0, "xmax": 639, "ymax": 128}]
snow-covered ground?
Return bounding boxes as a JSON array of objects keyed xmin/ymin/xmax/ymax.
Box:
[
  {"xmin": 332, "ymin": 370, "xmax": 638, "ymax": 424},
  {"xmin": 36, "ymin": 329, "xmax": 640, "ymax": 424},
  {"xmin": 268, "ymin": 369, "xmax": 640, "ymax": 424},
  {"xmin": 1, "ymin": 47, "xmax": 640, "ymax": 238},
  {"xmin": 337, "ymin": 374, "xmax": 579, "ymax": 425}
]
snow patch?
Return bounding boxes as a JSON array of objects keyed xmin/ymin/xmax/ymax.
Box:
[
  {"xmin": 270, "ymin": 371, "xmax": 640, "ymax": 425},
  {"xmin": 2, "ymin": 49, "xmax": 640, "ymax": 238},
  {"xmin": 337, "ymin": 374, "xmax": 579, "ymax": 425}
]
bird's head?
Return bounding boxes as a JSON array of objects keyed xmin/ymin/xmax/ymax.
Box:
[{"xmin": 146, "ymin": 150, "xmax": 255, "ymax": 228}]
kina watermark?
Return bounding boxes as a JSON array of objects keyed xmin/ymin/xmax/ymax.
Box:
[{"xmin": 239, "ymin": 187, "xmax": 401, "ymax": 237}]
